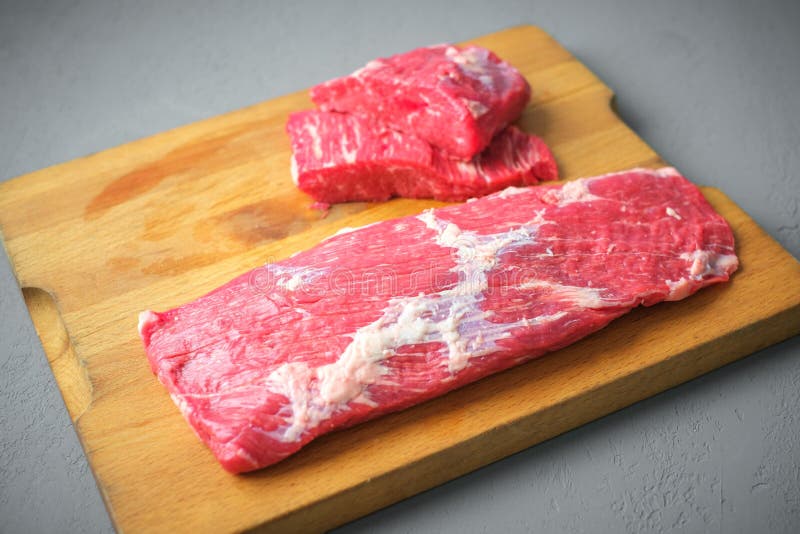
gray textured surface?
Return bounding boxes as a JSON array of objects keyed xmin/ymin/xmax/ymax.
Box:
[{"xmin": 0, "ymin": 1, "xmax": 798, "ymax": 532}]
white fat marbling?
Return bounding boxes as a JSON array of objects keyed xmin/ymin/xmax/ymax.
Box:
[
  {"xmin": 304, "ymin": 122, "xmax": 323, "ymax": 159},
  {"xmin": 665, "ymin": 278, "xmax": 693, "ymax": 301},
  {"xmin": 494, "ymin": 186, "xmax": 529, "ymax": 198},
  {"xmin": 654, "ymin": 166, "xmax": 681, "ymax": 178},
  {"xmin": 137, "ymin": 310, "xmax": 159, "ymax": 337},
  {"xmin": 680, "ymin": 250, "xmax": 739, "ymax": 280},
  {"xmin": 445, "ymin": 45, "xmax": 493, "ymax": 82},
  {"xmin": 289, "ymin": 154, "xmax": 299, "ymax": 185},
  {"xmin": 279, "ymin": 274, "xmax": 304, "ymax": 291},
  {"xmin": 464, "ymin": 99, "xmax": 489, "ymax": 118},
  {"xmin": 543, "ymin": 178, "xmax": 602, "ymax": 206},
  {"xmin": 341, "ymin": 121, "xmax": 360, "ymax": 164},
  {"xmin": 665, "ymin": 249, "xmax": 738, "ymax": 300},
  {"xmin": 326, "ymin": 221, "xmax": 381, "ymax": 241},
  {"xmin": 266, "ymin": 265, "xmax": 327, "ymax": 292},
  {"xmin": 265, "ymin": 362, "xmax": 317, "ymax": 441},
  {"xmin": 516, "ymin": 280, "xmax": 614, "ymax": 309},
  {"xmin": 266, "ymin": 210, "xmax": 557, "ymax": 441},
  {"xmin": 666, "ymin": 207, "xmax": 682, "ymax": 220}
]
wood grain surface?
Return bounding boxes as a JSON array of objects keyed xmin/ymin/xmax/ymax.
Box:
[{"xmin": 0, "ymin": 25, "xmax": 798, "ymax": 533}]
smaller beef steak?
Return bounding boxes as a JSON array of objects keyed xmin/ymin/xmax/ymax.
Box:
[
  {"xmin": 310, "ymin": 44, "xmax": 531, "ymax": 159},
  {"xmin": 286, "ymin": 110, "xmax": 557, "ymax": 203}
]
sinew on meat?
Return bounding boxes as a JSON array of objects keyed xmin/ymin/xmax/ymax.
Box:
[
  {"xmin": 139, "ymin": 168, "xmax": 738, "ymax": 473},
  {"xmin": 310, "ymin": 44, "xmax": 531, "ymax": 160},
  {"xmin": 287, "ymin": 109, "xmax": 558, "ymax": 203}
]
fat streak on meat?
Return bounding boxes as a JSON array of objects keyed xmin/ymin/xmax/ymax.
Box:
[
  {"xmin": 287, "ymin": 110, "xmax": 558, "ymax": 203},
  {"xmin": 310, "ymin": 44, "xmax": 531, "ymax": 159},
  {"xmin": 139, "ymin": 167, "xmax": 738, "ymax": 473}
]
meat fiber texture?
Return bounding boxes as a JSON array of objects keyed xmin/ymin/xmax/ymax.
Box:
[
  {"xmin": 139, "ymin": 168, "xmax": 738, "ymax": 474},
  {"xmin": 311, "ymin": 44, "xmax": 531, "ymax": 159},
  {"xmin": 287, "ymin": 110, "xmax": 558, "ymax": 203}
]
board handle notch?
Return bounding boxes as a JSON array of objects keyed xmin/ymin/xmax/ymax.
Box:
[{"xmin": 22, "ymin": 286, "xmax": 93, "ymax": 423}]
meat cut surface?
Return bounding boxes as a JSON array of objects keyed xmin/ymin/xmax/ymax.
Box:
[
  {"xmin": 287, "ymin": 110, "xmax": 558, "ymax": 203},
  {"xmin": 310, "ymin": 44, "xmax": 531, "ymax": 159},
  {"xmin": 139, "ymin": 168, "xmax": 738, "ymax": 473}
]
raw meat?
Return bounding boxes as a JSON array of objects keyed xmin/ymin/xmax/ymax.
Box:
[
  {"xmin": 286, "ymin": 109, "xmax": 558, "ymax": 203},
  {"xmin": 310, "ymin": 44, "xmax": 531, "ymax": 159},
  {"xmin": 139, "ymin": 167, "xmax": 738, "ymax": 474}
]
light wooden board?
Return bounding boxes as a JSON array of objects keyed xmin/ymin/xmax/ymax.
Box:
[{"xmin": 1, "ymin": 25, "xmax": 798, "ymax": 534}]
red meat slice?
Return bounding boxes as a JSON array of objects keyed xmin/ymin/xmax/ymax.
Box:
[
  {"xmin": 286, "ymin": 109, "xmax": 557, "ymax": 203},
  {"xmin": 310, "ymin": 44, "xmax": 531, "ymax": 159},
  {"xmin": 139, "ymin": 168, "xmax": 738, "ymax": 473}
]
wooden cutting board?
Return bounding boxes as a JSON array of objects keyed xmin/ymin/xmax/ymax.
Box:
[{"xmin": 1, "ymin": 25, "xmax": 798, "ymax": 533}]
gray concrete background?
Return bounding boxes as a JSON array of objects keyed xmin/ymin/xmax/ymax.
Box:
[{"xmin": 1, "ymin": 0, "xmax": 798, "ymax": 532}]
